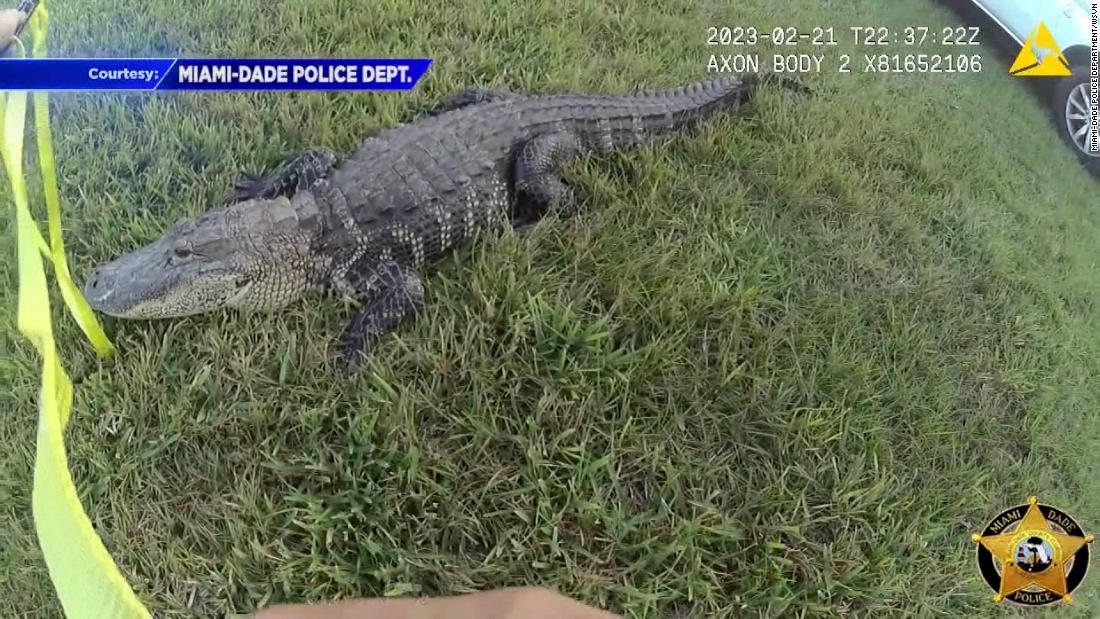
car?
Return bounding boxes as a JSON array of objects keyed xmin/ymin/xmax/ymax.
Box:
[{"xmin": 962, "ymin": 0, "xmax": 1099, "ymax": 173}]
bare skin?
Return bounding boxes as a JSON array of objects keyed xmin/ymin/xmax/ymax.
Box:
[
  {"xmin": 251, "ymin": 587, "xmax": 621, "ymax": 619},
  {"xmin": 0, "ymin": 7, "xmax": 25, "ymax": 48}
]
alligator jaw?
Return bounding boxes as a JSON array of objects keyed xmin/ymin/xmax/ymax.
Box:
[
  {"xmin": 81, "ymin": 211, "xmax": 248, "ymax": 320},
  {"xmin": 82, "ymin": 197, "xmax": 320, "ymax": 320},
  {"xmin": 83, "ymin": 238, "xmax": 192, "ymax": 319}
]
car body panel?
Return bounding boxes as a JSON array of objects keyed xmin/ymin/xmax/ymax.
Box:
[{"xmin": 970, "ymin": 0, "xmax": 1090, "ymax": 53}]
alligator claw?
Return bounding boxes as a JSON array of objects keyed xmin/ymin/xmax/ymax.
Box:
[
  {"xmin": 232, "ymin": 174, "xmax": 265, "ymax": 201},
  {"xmin": 329, "ymin": 342, "xmax": 370, "ymax": 377},
  {"xmin": 229, "ymin": 148, "xmax": 338, "ymax": 203}
]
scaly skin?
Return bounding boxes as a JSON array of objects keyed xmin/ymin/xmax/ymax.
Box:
[{"xmin": 83, "ymin": 74, "xmax": 808, "ymax": 371}]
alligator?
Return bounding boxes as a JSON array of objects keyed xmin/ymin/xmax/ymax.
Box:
[{"xmin": 82, "ymin": 74, "xmax": 809, "ymax": 371}]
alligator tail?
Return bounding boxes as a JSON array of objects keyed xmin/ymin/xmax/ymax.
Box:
[{"xmin": 567, "ymin": 73, "xmax": 812, "ymax": 152}]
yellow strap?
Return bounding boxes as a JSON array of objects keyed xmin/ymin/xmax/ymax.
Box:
[
  {"xmin": 5, "ymin": 4, "xmax": 150, "ymax": 617},
  {"xmin": 30, "ymin": 6, "xmax": 113, "ymax": 357}
]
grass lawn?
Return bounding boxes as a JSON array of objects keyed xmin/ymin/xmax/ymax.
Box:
[{"xmin": 2, "ymin": 0, "xmax": 1100, "ymax": 616}]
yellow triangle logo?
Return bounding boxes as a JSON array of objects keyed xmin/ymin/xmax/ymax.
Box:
[{"xmin": 1009, "ymin": 21, "xmax": 1072, "ymax": 77}]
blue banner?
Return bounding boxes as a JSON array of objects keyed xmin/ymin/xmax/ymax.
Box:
[{"xmin": 0, "ymin": 58, "xmax": 432, "ymax": 90}]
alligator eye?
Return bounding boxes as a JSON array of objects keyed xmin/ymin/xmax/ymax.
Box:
[{"xmin": 173, "ymin": 247, "xmax": 192, "ymax": 258}]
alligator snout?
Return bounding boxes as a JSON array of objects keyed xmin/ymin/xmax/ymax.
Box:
[
  {"xmin": 82, "ymin": 266, "xmax": 115, "ymax": 309},
  {"xmin": 82, "ymin": 259, "xmax": 146, "ymax": 315},
  {"xmin": 84, "ymin": 268, "xmax": 102, "ymax": 292},
  {"xmin": 80, "ymin": 246, "xmax": 215, "ymax": 319}
]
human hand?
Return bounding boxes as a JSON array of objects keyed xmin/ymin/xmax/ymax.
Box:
[
  {"xmin": 251, "ymin": 586, "xmax": 622, "ymax": 619},
  {"xmin": 0, "ymin": 8, "xmax": 27, "ymax": 53}
]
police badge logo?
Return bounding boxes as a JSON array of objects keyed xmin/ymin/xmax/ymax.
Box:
[{"xmin": 972, "ymin": 496, "xmax": 1093, "ymax": 605}]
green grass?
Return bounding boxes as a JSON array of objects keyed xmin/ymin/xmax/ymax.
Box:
[{"xmin": 2, "ymin": 0, "xmax": 1100, "ymax": 616}]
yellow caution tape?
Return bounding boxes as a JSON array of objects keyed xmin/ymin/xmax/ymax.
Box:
[
  {"xmin": 4, "ymin": 4, "xmax": 151, "ymax": 617},
  {"xmin": 29, "ymin": 5, "xmax": 113, "ymax": 358}
]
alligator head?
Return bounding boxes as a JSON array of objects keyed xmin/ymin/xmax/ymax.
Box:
[{"xmin": 83, "ymin": 196, "xmax": 319, "ymax": 319}]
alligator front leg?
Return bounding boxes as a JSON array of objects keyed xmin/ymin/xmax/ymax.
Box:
[
  {"xmin": 233, "ymin": 147, "xmax": 338, "ymax": 202},
  {"xmin": 514, "ymin": 132, "xmax": 583, "ymax": 218},
  {"xmin": 431, "ymin": 87, "xmax": 518, "ymax": 114},
  {"xmin": 332, "ymin": 259, "xmax": 425, "ymax": 373}
]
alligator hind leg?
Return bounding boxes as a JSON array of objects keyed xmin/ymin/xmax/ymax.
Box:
[
  {"xmin": 514, "ymin": 132, "xmax": 583, "ymax": 219},
  {"xmin": 333, "ymin": 259, "xmax": 425, "ymax": 373},
  {"xmin": 233, "ymin": 147, "xmax": 338, "ymax": 202}
]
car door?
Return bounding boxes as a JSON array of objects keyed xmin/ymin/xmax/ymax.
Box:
[{"xmin": 969, "ymin": 0, "xmax": 1052, "ymax": 44}]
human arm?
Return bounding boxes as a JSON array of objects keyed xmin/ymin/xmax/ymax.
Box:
[{"xmin": 252, "ymin": 586, "xmax": 621, "ymax": 619}]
